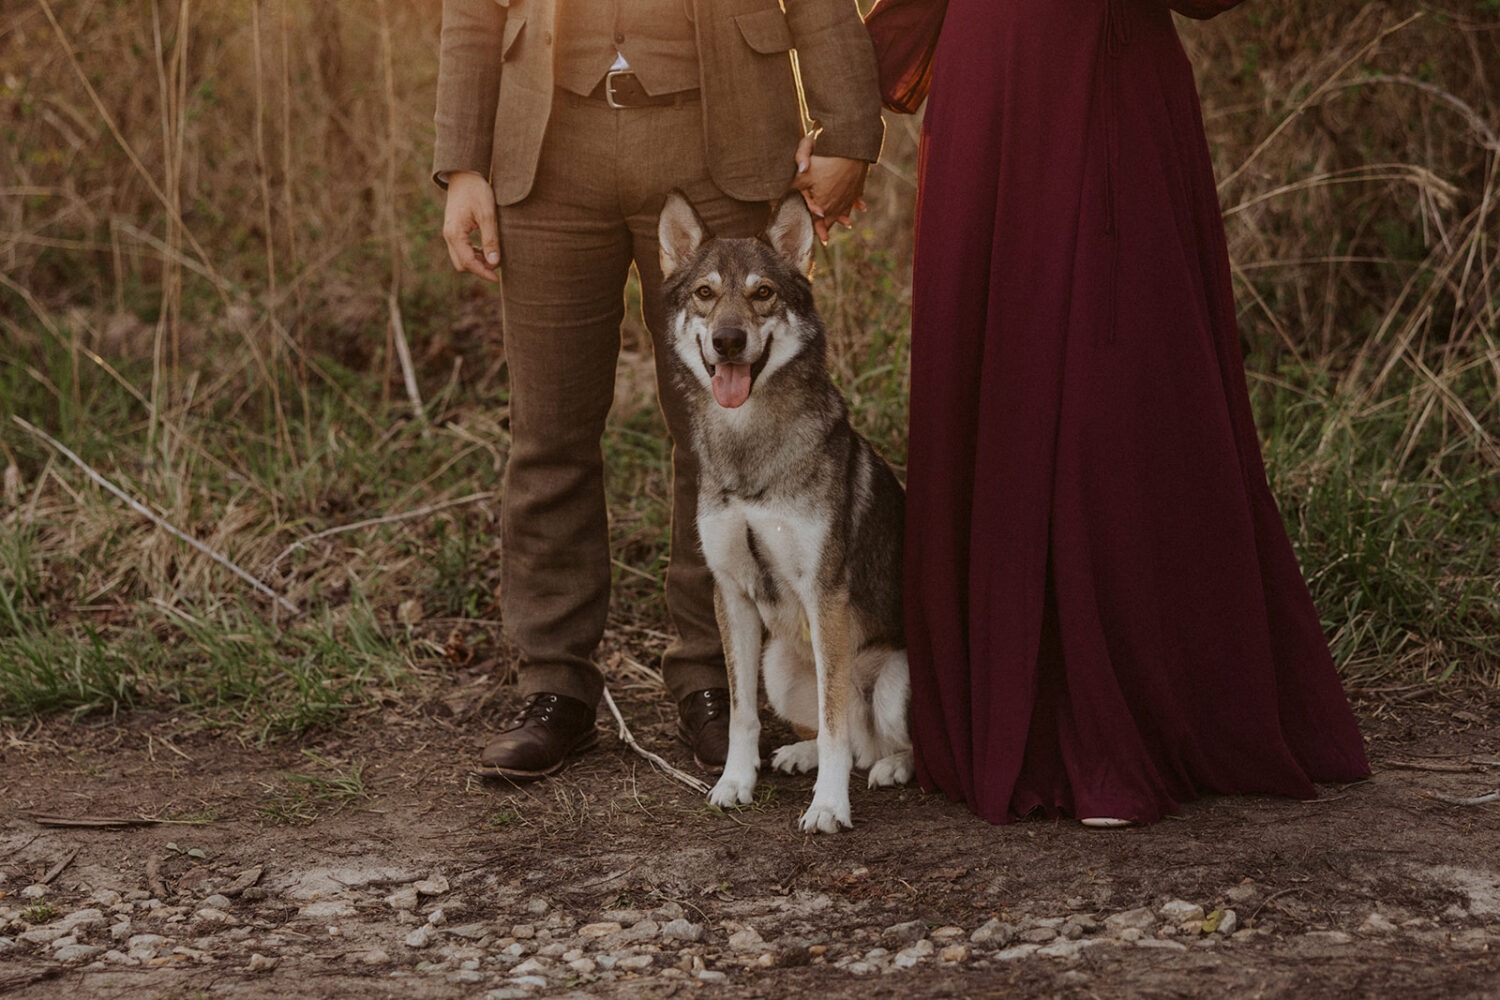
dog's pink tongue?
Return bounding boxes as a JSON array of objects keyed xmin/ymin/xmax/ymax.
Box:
[{"xmin": 712, "ymin": 363, "xmax": 752, "ymax": 408}]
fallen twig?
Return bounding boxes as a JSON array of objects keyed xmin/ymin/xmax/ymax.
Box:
[
  {"xmin": 12, "ymin": 416, "xmax": 299, "ymax": 616},
  {"xmin": 39, "ymin": 847, "xmax": 79, "ymax": 884},
  {"xmin": 1420, "ymin": 789, "xmax": 1499, "ymax": 807},
  {"xmin": 1383, "ymin": 758, "xmax": 1484, "ymax": 773},
  {"xmin": 601, "ymin": 685, "xmax": 711, "ymax": 796},
  {"xmin": 27, "ymin": 814, "xmax": 160, "ymax": 829},
  {"xmin": 263, "ymin": 490, "xmax": 495, "ymax": 578}
]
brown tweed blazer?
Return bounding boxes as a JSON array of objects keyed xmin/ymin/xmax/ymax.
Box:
[{"xmin": 433, "ymin": 0, "xmax": 884, "ymax": 205}]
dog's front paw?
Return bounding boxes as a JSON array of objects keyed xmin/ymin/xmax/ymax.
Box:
[
  {"xmin": 867, "ymin": 750, "xmax": 915, "ymax": 788},
  {"xmin": 770, "ymin": 740, "xmax": 820, "ymax": 774},
  {"xmin": 708, "ymin": 771, "xmax": 757, "ymax": 810},
  {"xmin": 798, "ymin": 797, "xmax": 852, "ymax": 834}
]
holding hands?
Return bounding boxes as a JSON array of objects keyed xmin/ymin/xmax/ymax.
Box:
[{"xmin": 792, "ymin": 132, "xmax": 870, "ymax": 244}]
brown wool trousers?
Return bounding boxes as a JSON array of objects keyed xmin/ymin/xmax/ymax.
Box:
[{"xmin": 496, "ymin": 89, "xmax": 772, "ymax": 709}]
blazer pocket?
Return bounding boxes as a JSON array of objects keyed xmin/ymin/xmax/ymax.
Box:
[
  {"xmin": 733, "ymin": 7, "xmax": 793, "ymax": 54},
  {"xmin": 501, "ymin": 14, "xmax": 525, "ymax": 60}
]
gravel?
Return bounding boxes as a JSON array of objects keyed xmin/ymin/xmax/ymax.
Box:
[{"xmin": 1, "ymin": 868, "xmax": 1494, "ymax": 992}]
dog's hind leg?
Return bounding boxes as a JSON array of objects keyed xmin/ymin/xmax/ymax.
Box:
[
  {"xmin": 866, "ymin": 650, "xmax": 914, "ymax": 789},
  {"xmin": 707, "ymin": 585, "xmax": 763, "ymax": 810},
  {"xmin": 800, "ymin": 593, "xmax": 856, "ymax": 833},
  {"xmin": 765, "ymin": 638, "xmax": 820, "ymax": 774}
]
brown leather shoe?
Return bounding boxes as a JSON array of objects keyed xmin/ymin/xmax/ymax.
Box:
[
  {"xmin": 477, "ymin": 692, "xmax": 599, "ymax": 780},
  {"xmin": 677, "ymin": 687, "xmax": 730, "ymax": 770}
]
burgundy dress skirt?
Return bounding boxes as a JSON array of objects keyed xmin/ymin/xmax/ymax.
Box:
[{"xmin": 869, "ymin": 0, "xmax": 1370, "ymax": 824}]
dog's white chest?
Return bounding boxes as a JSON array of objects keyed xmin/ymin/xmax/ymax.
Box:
[{"xmin": 699, "ymin": 503, "xmax": 826, "ymax": 606}]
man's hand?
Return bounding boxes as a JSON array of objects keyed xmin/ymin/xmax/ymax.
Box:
[
  {"xmin": 442, "ymin": 171, "xmax": 501, "ymax": 284},
  {"xmin": 791, "ymin": 133, "xmax": 870, "ymax": 244}
]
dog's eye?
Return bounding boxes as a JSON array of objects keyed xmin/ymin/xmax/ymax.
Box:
[
  {"xmin": 752, "ymin": 285, "xmax": 775, "ymax": 301},
  {"xmin": 694, "ymin": 285, "xmax": 714, "ymax": 300}
]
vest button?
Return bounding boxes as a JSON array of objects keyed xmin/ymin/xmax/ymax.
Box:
[{"xmin": 614, "ymin": 32, "xmax": 625, "ymax": 44}]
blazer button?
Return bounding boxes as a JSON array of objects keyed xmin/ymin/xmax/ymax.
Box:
[{"xmin": 543, "ymin": 31, "xmax": 553, "ymax": 45}]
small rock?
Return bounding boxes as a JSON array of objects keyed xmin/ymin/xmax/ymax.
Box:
[
  {"xmin": 970, "ymin": 918, "xmax": 1016, "ymax": 946},
  {"xmin": 846, "ymin": 961, "xmax": 876, "ymax": 975},
  {"xmin": 20, "ymin": 927, "xmax": 73, "ymax": 946},
  {"xmin": 617, "ymin": 954, "xmax": 654, "ymax": 971},
  {"xmin": 453, "ymin": 970, "xmax": 485, "ymax": 984},
  {"xmin": 1159, "ymin": 900, "xmax": 1206, "ymax": 923},
  {"xmin": 1216, "ymin": 910, "xmax": 1240, "ymax": 936},
  {"xmin": 20, "ymin": 884, "xmax": 49, "ymax": 899},
  {"xmin": 696, "ymin": 970, "xmax": 728, "ymax": 983},
  {"xmin": 47, "ymin": 935, "xmax": 78, "ymax": 950},
  {"xmin": 54, "ymin": 944, "xmax": 106, "ymax": 963},
  {"xmin": 994, "ymin": 944, "xmax": 1041, "ymax": 961},
  {"xmin": 511, "ymin": 923, "xmax": 536, "ymax": 939},
  {"xmin": 427, "ymin": 907, "xmax": 448, "ymax": 927},
  {"xmin": 661, "ymin": 919, "xmax": 703, "ymax": 942},
  {"xmin": 882, "ymin": 920, "xmax": 926, "ymax": 945},
  {"xmin": 1104, "ymin": 907, "xmax": 1157, "ymax": 933},
  {"xmin": 1136, "ymin": 939, "xmax": 1189, "ymax": 952},
  {"xmin": 621, "ymin": 919, "xmax": 660, "ymax": 941},
  {"xmin": 1304, "ymin": 930, "xmax": 1353, "ymax": 946},
  {"xmin": 448, "ymin": 923, "xmax": 491, "ymax": 941},
  {"xmin": 414, "ymin": 875, "xmax": 450, "ymax": 896},
  {"xmin": 247, "ymin": 953, "xmax": 278, "ymax": 972},
  {"xmin": 1359, "ymin": 913, "xmax": 1398, "ymax": 935},
  {"xmin": 727, "ymin": 927, "xmax": 764, "ymax": 950},
  {"xmin": 930, "ymin": 925, "xmax": 966, "ymax": 941},
  {"xmin": 62, "ymin": 908, "xmax": 106, "ymax": 930},
  {"xmin": 110, "ymin": 921, "xmax": 133, "ymax": 942},
  {"xmin": 1019, "ymin": 926, "xmax": 1057, "ymax": 943},
  {"xmin": 386, "ymin": 887, "xmax": 420, "ymax": 912},
  {"xmin": 579, "ymin": 921, "xmax": 624, "ymax": 938},
  {"xmin": 1225, "ymin": 883, "xmax": 1259, "ymax": 904},
  {"xmin": 89, "ymin": 890, "xmax": 123, "ymax": 908},
  {"xmin": 893, "ymin": 939, "xmax": 934, "ymax": 968},
  {"xmin": 195, "ymin": 906, "xmax": 236, "ymax": 924},
  {"xmin": 511, "ymin": 958, "xmax": 551, "ymax": 976},
  {"xmin": 1038, "ymin": 940, "xmax": 1085, "ymax": 960},
  {"xmin": 103, "ymin": 949, "xmax": 136, "ymax": 965},
  {"xmin": 405, "ymin": 924, "xmax": 437, "ymax": 949},
  {"xmin": 568, "ymin": 958, "xmax": 596, "ymax": 974},
  {"xmin": 939, "ymin": 944, "xmax": 969, "ymax": 963},
  {"xmin": 524, "ymin": 897, "xmax": 551, "ymax": 915},
  {"xmin": 510, "ymin": 974, "xmax": 549, "ymax": 988},
  {"xmin": 200, "ymin": 894, "xmax": 233, "ymax": 910},
  {"xmin": 360, "ymin": 948, "xmax": 393, "ymax": 965},
  {"xmin": 298, "ymin": 899, "xmax": 355, "ymax": 920}
]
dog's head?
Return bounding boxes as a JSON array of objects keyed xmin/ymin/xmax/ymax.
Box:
[{"xmin": 658, "ymin": 191, "xmax": 819, "ymax": 410}]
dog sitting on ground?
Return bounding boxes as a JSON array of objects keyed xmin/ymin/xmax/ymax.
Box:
[{"xmin": 657, "ymin": 191, "xmax": 913, "ymax": 833}]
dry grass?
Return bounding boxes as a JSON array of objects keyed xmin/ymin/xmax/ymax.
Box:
[{"xmin": 0, "ymin": 1, "xmax": 1496, "ymax": 729}]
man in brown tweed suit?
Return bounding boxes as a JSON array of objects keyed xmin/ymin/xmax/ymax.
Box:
[{"xmin": 434, "ymin": 0, "xmax": 884, "ymax": 779}]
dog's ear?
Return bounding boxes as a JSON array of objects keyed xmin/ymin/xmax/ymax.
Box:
[
  {"xmin": 764, "ymin": 196, "xmax": 815, "ymax": 276},
  {"xmin": 659, "ymin": 190, "xmax": 708, "ymax": 281}
]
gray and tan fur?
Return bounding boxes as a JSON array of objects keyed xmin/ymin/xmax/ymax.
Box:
[{"xmin": 658, "ymin": 191, "xmax": 913, "ymax": 833}]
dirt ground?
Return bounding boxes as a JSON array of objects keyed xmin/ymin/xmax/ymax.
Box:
[{"xmin": 2, "ymin": 674, "xmax": 1497, "ymax": 999}]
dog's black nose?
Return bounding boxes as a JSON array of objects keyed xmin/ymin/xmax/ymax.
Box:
[{"xmin": 712, "ymin": 326, "xmax": 747, "ymax": 359}]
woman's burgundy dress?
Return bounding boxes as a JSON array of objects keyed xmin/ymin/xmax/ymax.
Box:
[{"xmin": 869, "ymin": 0, "xmax": 1370, "ymax": 824}]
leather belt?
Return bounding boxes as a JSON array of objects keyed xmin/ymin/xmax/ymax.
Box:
[{"xmin": 586, "ymin": 70, "xmax": 699, "ymax": 109}]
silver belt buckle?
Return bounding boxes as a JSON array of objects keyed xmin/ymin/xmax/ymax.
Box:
[{"xmin": 604, "ymin": 69, "xmax": 630, "ymax": 109}]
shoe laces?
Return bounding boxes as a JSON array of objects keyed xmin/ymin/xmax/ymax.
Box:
[
  {"xmin": 697, "ymin": 688, "xmax": 726, "ymax": 721},
  {"xmin": 516, "ymin": 692, "xmax": 564, "ymax": 724}
]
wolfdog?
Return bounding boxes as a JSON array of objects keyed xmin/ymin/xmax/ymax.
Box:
[{"xmin": 657, "ymin": 191, "xmax": 913, "ymax": 833}]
